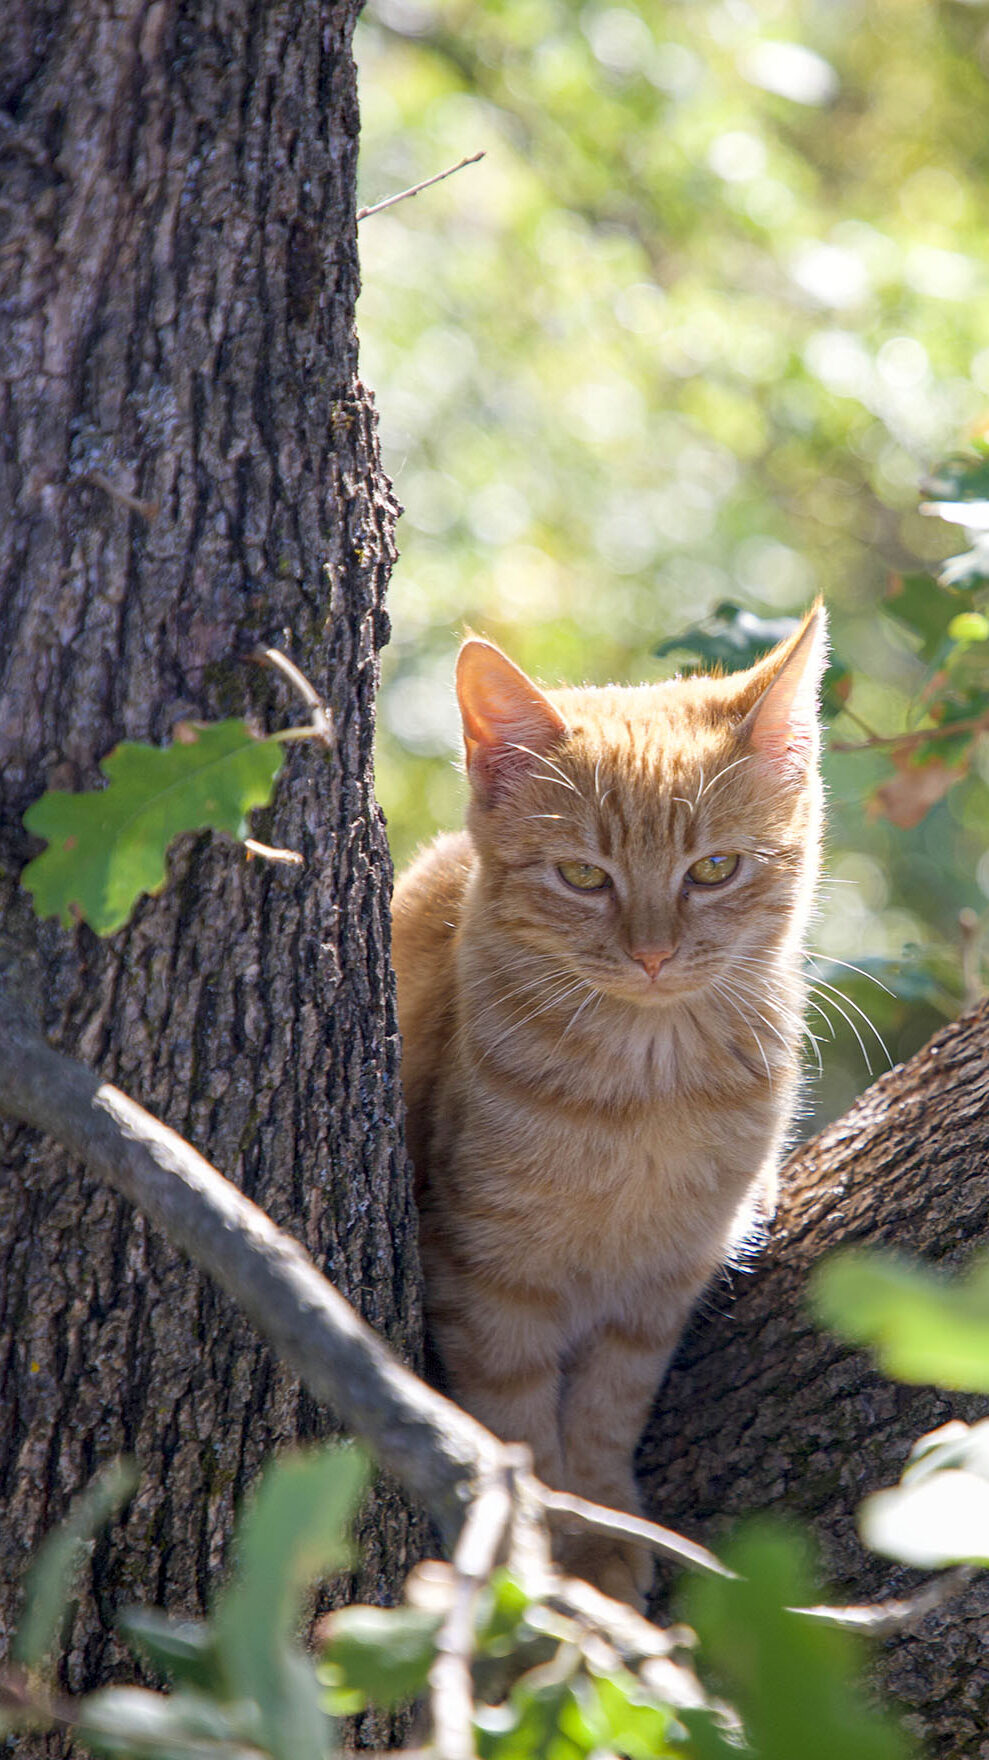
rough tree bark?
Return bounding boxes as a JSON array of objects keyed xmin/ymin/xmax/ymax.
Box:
[
  {"xmin": 0, "ymin": 0, "xmax": 425, "ymax": 1735},
  {"xmin": 641, "ymin": 999, "xmax": 989, "ymax": 1760}
]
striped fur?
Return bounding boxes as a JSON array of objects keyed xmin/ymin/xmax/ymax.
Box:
[{"xmin": 392, "ymin": 609, "xmax": 826, "ymax": 1605}]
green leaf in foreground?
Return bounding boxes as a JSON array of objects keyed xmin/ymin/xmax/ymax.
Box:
[
  {"xmin": 116, "ymin": 1607, "xmax": 227, "ymax": 1696},
  {"xmin": 213, "ymin": 1444, "xmax": 369, "ymax": 1760},
  {"xmin": 317, "ymin": 1605, "xmax": 441, "ymax": 1711},
  {"xmin": 860, "ymin": 1418, "xmax": 989, "ymax": 1568},
  {"xmin": 14, "ymin": 1459, "xmax": 139, "ymax": 1670},
  {"xmin": 22, "ymin": 720, "xmax": 286, "ymax": 935},
  {"xmin": 77, "ymin": 1685, "xmax": 258, "ymax": 1760},
  {"xmin": 681, "ymin": 1522, "xmax": 912, "ymax": 1760},
  {"xmin": 810, "ymin": 1248, "xmax": 989, "ymax": 1391}
]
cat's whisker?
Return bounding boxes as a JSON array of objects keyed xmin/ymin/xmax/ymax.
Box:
[
  {"xmin": 714, "ymin": 976, "xmax": 793, "ymax": 1054},
  {"xmin": 525, "ymin": 772, "xmax": 581, "ymax": 795},
  {"xmin": 710, "ymin": 980, "xmax": 775, "ymax": 1092},
  {"xmin": 697, "ymin": 753, "xmax": 755, "ymax": 805},
  {"xmin": 524, "ymin": 813, "xmax": 566, "ymax": 823},
  {"xmin": 477, "ymin": 977, "xmax": 594, "ymax": 1061},
  {"xmin": 715, "ymin": 968, "xmax": 825, "ymax": 1077},
  {"xmin": 806, "ymin": 953, "xmax": 896, "ymax": 998},
  {"xmin": 806, "ymin": 998, "xmax": 837, "ymax": 1041},
  {"xmin": 554, "ymin": 984, "xmax": 600, "ymax": 1049},
  {"xmin": 693, "ymin": 767, "xmax": 706, "ymax": 810},
  {"xmin": 806, "ymin": 977, "xmax": 893, "ymax": 1071},
  {"xmin": 506, "ymin": 743, "xmax": 582, "ymax": 797}
]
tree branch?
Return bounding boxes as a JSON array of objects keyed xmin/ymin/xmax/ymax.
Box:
[
  {"xmin": 0, "ymin": 968, "xmax": 499, "ymax": 1543},
  {"xmin": 356, "ymin": 152, "xmax": 485, "ymax": 222}
]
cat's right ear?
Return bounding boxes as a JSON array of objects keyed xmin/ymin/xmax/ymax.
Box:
[{"xmin": 456, "ymin": 639, "xmax": 567, "ymax": 803}]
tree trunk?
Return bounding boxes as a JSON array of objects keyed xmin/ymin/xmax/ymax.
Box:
[
  {"xmin": 641, "ymin": 999, "xmax": 989, "ymax": 1758},
  {"xmin": 0, "ymin": 0, "xmax": 425, "ymax": 1737}
]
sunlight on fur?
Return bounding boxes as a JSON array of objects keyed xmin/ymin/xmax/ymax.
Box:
[{"xmin": 392, "ymin": 607, "xmax": 827, "ymax": 1608}]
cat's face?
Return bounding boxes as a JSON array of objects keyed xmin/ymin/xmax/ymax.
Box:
[{"xmin": 457, "ymin": 613, "xmax": 826, "ymax": 1010}]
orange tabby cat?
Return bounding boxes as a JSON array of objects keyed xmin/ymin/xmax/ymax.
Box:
[{"xmin": 392, "ymin": 607, "xmax": 826, "ymax": 1604}]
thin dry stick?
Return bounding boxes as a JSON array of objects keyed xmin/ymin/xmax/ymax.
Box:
[
  {"xmin": 430, "ymin": 1472, "xmax": 514, "ymax": 1760},
  {"xmin": 794, "ymin": 1567, "xmax": 976, "ymax": 1637},
  {"xmin": 243, "ymin": 839, "xmax": 304, "ymax": 866},
  {"xmin": 830, "ymin": 709, "xmax": 989, "ymax": 754},
  {"xmin": 252, "ymin": 646, "xmax": 334, "ymax": 748},
  {"xmin": 538, "ymin": 1486, "xmax": 734, "ymax": 1580},
  {"xmin": 357, "ymin": 152, "xmax": 485, "ymax": 222}
]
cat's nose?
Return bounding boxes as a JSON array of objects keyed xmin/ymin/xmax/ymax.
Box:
[{"xmin": 629, "ymin": 946, "xmax": 675, "ymax": 980}]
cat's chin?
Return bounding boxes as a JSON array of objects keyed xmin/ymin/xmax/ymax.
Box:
[{"xmin": 599, "ymin": 977, "xmax": 693, "ymax": 1009}]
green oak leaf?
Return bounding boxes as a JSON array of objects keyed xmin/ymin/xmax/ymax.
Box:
[{"xmin": 22, "ymin": 721, "xmax": 286, "ymax": 936}]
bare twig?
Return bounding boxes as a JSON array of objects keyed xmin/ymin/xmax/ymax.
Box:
[
  {"xmin": 830, "ymin": 710, "xmax": 989, "ymax": 754},
  {"xmin": 251, "ymin": 646, "xmax": 334, "ymax": 748},
  {"xmin": 85, "ymin": 470, "xmax": 159, "ymax": 523},
  {"xmin": 430, "ymin": 1470, "xmax": 514, "ymax": 1760},
  {"xmin": 794, "ymin": 1566, "xmax": 976, "ymax": 1636},
  {"xmin": 538, "ymin": 1485, "xmax": 733, "ymax": 1580},
  {"xmin": 357, "ymin": 152, "xmax": 485, "ymax": 222},
  {"xmin": 243, "ymin": 839, "xmax": 304, "ymax": 866}
]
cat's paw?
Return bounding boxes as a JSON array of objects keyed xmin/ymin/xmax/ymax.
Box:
[{"xmin": 556, "ymin": 1533, "xmax": 653, "ymax": 1612}]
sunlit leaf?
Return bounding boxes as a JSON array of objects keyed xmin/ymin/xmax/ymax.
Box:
[
  {"xmin": 682, "ymin": 1522, "xmax": 912, "ymax": 1760},
  {"xmin": 317, "ymin": 1605, "xmax": 441, "ymax": 1711},
  {"xmin": 22, "ymin": 721, "xmax": 286, "ymax": 935},
  {"xmin": 859, "ymin": 1420, "xmax": 989, "ymax": 1566},
  {"xmin": 13, "ymin": 1459, "xmax": 139, "ymax": 1671},
  {"xmin": 810, "ymin": 1249, "xmax": 989, "ymax": 1390},
  {"xmin": 947, "ymin": 610, "xmax": 989, "ymax": 643}
]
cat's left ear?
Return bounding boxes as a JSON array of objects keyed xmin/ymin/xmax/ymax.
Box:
[
  {"xmin": 456, "ymin": 638, "xmax": 568, "ymax": 802},
  {"xmin": 740, "ymin": 604, "xmax": 828, "ymax": 779}
]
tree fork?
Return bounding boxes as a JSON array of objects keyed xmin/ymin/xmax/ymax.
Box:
[{"xmin": 642, "ymin": 997, "xmax": 989, "ymax": 1758}]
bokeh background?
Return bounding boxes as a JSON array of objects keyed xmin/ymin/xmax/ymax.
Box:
[{"xmin": 354, "ymin": 0, "xmax": 989, "ymax": 1131}]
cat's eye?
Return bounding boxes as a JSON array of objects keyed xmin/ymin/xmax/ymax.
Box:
[
  {"xmin": 557, "ymin": 861, "xmax": 612, "ymax": 892},
  {"xmin": 687, "ymin": 852, "xmax": 741, "ymax": 887}
]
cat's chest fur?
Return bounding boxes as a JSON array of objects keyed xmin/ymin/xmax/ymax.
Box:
[
  {"xmin": 393, "ymin": 620, "xmax": 825, "ymax": 1603},
  {"xmin": 429, "ymin": 1013, "xmax": 783, "ymax": 1288}
]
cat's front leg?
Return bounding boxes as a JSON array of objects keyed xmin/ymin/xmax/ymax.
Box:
[
  {"xmin": 557, "ymin": 1307, "xmax": 692, "ymax": 1606},
  {"xmin": 424, "ymin": 1247, "xmax": 568, "ymax": 1489}
]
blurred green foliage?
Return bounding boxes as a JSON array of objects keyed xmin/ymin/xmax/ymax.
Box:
[
  {"xmin": 1, "ymin": 1443, "xmax": 922, "ymax": 1760},
  {"xmin": 355, "ymin": 0, "xmax": 989, "ymax": 1128}
]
